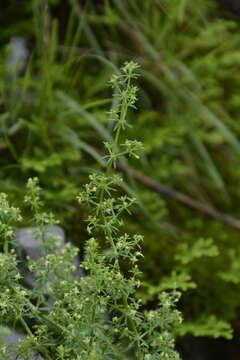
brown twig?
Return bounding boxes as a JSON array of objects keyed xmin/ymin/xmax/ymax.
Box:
[
  {"xmin": 88, "ymin": 146, "xmax": 240, "ymax": 230},
  {"xmin": 117, "ymin": 162, "xmax": 240, "ymax": 230}
]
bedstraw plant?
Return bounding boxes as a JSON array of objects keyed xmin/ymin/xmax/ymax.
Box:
[{"xmin": 0, "ymin": 62, "xmax": 181, "ymax": 359}]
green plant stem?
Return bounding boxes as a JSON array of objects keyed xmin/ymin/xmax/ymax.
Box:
[
  {"xmin": 19, "ymin": 318, "xmax": 52, "ymax": 360},
  {"xmin": 123, "ymin": 295, "xmax": 143, "ymax": 360},
  {"xmin": 19, "ymin": 317, "xmax": 33, "ymax": 337}
]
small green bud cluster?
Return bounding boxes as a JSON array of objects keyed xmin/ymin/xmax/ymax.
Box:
[{"xmin": 105, "ymin": 62, "xmax": 143, "ymax": 168}]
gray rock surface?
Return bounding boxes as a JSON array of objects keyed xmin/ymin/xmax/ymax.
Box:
[
  {"xmin": 3, "ymin": 328, "xmax": 43, "ymax": 359},
  {"xmin": 6, "ymin": 36, "xmax": 28, "ymax": 72},
  {"xmin": 16, "ymin": 225, "xmax": 65, "ymax": 259},
  {"xmin": 15, "ymin": 225, "xmax": 83, "ymax": 287}
]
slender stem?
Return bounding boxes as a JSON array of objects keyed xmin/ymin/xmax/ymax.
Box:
[
  {"xmin": 4, "ymin": 240, "xmax": 9, "ymax": 254},
  {"xmin": 19, "ymin": 317, "xmax": 33, "ymax": 337},
  {"xmin": 92, "ymin": 66, "xmax": 142, "ymax": 358},
  {"xmin": 87, "ymin": 293, "xmax": 97, "ymax": 356},
  {"xmin": 19, "ymin": 318, "xmax": 52, "ymax": 360},
  {"xmin": 123, "ymin": 295, "xmax": 142, "ymax": 359}
]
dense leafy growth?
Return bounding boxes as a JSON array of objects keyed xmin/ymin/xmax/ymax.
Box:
[
  {"xmin": 0, "ymin": 62, "xmax": 181, "ymax": 359},
  {"xmin": 1, "ymin": 0, "xmax": 240, "ymax": 357}
]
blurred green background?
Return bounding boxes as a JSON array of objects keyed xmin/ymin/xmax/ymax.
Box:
[{"xmin": 2, "ymin": 0, "xmax": 240, "ymax": 357}]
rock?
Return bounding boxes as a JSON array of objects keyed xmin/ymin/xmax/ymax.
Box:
[
  {"xmin": 16, "ymin": 225, "xmax": 65, "ymax": 287},
  {"xmin": 2, "ymin": 327, "xmax": 43, "ymax": 360},
  {"xmin": 4, "ymin": 327, "xmax": 25, "ymax": 345},
  {"xmin": 15, "ymin": 225, "xmax": 83, "ymax": 287},
  {"xmin": 16, "ymin": 225, "xmax": 65, "ymax": 260},
  {"xmin": 6, "ymin": 36, "xmax": 28, "ymax": 73}
]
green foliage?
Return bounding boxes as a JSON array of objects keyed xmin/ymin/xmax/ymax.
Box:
[
  {"xmin": 156, "ymin": 271, "xmax": 196, "ymax": 293},
  {"xmin": 0, "ymin": 63, "xmax": 181, "ymax": 359},
  {"xmin": 178, "ymin": 316, "xmax": 233, "ymax": 340},
  {"xmin": 2, "ymin": 0, "xmax": 240, "ymax": 350},
  {"xmin": 175, "ymin": 238, "xmax": 219, "ymax": 265},
  {"xmin": 218, "ymin": 249, "xmax": 240, "ymax": 284}
]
